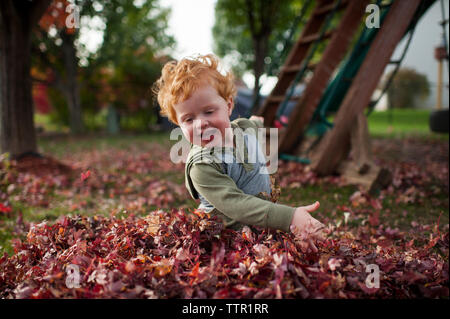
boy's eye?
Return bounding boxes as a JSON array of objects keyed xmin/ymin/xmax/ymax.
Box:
[
  {"xmin": 205, "ymin": 110, "xmax": 213, "ymax": 114},
  {"xmin": 185, "ymin": 118, "xmax": 193, "ymax": 122}
]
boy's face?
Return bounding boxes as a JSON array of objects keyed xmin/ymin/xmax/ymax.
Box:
[{"xmin": 174, "ymin": 84, "xmax": 233, "ymax": 147}]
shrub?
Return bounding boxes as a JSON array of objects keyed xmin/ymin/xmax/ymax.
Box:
[{"xmin": 384, "ymin": 68, "xmax": 430, "ymax": 109}]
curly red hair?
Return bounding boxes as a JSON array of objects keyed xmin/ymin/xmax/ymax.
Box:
[{"xmin": 153, "ymin": 54, "xmax": 236, "ymax": 125}]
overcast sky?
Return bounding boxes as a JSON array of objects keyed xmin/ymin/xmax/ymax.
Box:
[
  {"xmin": 163, "ymin": 0, "xmax": 216, "ymax": 59},
  {"xmin": 390, "ymin": 0, "xmax": 449, "ymax": 107}
]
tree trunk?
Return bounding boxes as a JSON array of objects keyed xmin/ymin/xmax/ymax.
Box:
[
  {"xmin": 1, "ymin": 3, "xmax": 37, "ymax": 157},
  {"xmin": 245, "ymin": 0, "xmax": 271, "ymax": 117},
  {"xmin": 61, "ymin": 31, "xmax": 84, "ymax": 134},
  {"xmin": 0, "ymin": 0, "xmax": 51, "ymax": 158},
  {"xmin": 250, "ymin": 35, "xmax": 268, "ymax": 116},
  {"xmin": 252, "ymin": 37, "xmax": 263, "ymax": 110}
]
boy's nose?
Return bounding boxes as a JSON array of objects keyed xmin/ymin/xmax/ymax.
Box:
[{"xmin": 193, "ymin": 119, "xmax": 209, "ymax": 131}]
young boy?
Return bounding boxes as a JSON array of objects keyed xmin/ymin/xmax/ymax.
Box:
[{"xmin": 154, "ymin": 54, "xmax": 327, "ymax": 251}]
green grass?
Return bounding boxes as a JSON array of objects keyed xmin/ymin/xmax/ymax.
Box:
[
  {"xmin": 37, "ymin": 132, "xmax": 172, "ymax": 158},
  {"xmin": 322, "ymin": 109, "xmax": 448, "ymax": 140},
  {"xmin": 367, "ymin": 109, "xmax": 448, "ymax": 140}
]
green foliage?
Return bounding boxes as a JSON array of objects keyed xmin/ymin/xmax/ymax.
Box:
[
  {"xmin": 33, "ymin": 0, "xmax": 175, "ymax": 132},
  {"xmin": 80, "ymin": 0, "xmax": 174, "ymax": 131},
  {"xmin": 47, "ymin": 87, "xmax": 70, "ymax": 128},
  {"xmin": 385, "ymin": 68, "xmax": 430, "ymax": 109},
  {"xmin": 213, "ymin": 0, "xmax": 309, "ymax": 78},
  {"xmin": 85, "ymin": 0, "xmax": 174, "ymax": 66}
]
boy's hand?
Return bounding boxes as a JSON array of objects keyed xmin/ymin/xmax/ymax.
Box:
[
  {"xmin": 249, "ymin": 115, "xmax": 264, "ymax": 125},
  {"xmin": 290, "ymin": 201, "xmax": 328, "ymax": 253}
]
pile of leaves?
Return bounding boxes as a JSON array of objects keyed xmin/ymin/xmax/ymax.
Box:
[
  {"xmin": 1, "ymin": 147, "xmax": 187, "ymax": 213},
  {"xmin": 1, "ymin": 208, "xmax": 448, "ymax": 299}
]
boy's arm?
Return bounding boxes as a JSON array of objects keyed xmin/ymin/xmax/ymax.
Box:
[{"xmin": 190, "ymin": 162, "xmax": 295, "ymax": 232}]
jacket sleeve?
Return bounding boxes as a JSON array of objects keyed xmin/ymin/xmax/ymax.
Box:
[{"xmin": 189, "ymin": 162, "xmax": 295, "ymax": 232}]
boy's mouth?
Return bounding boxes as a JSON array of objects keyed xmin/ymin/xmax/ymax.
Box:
[
  {"xmin": 201, "ymin": 133, "xmax": 215, "ymax": 143},
  {"xmin": 200, "ymin": 128, "xmax": 217, "ymax": 143}
]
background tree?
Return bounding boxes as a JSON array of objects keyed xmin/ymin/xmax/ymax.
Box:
[
  {"xmin": 213, "ymin": 0, "xmax": 307, "ymax": 112},
  {"xmin": 32, "ymin": 0, "xmax": 174, "ymax": 133},
  {"xmin": 0, "ymin": 0, "xmax": 52, "ymax": 158},
  {"xmin": 81, "ymin": 0, "xmax": 174, "ymax": 132},
  {"xmin": 385, "ymin": 68, "xmax": 430, "ymax": 109},
  {"xmin": 33, "ymin": 0, "xmax": 84, "ymax": 134}
]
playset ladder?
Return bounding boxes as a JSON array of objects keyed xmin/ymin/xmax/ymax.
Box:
[
  {"xmin": 279, "ymin": 0, "xmax": 370, "ymax": 154},
  {"xmin": 256, "ymin": 0, "xmax": 346, "ymax": 125},
  {"xmin": 310, "ymin": 0, "xmax": 424, "ymax": 175}
]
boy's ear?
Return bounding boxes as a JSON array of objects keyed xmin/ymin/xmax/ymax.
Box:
[{"xmin": 227, "ymin": 97, "xmax": 234, "ymax": 116}]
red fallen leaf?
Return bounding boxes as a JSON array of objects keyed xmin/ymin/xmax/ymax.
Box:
[
  {"xmin": 242, "ymin": 226, "xmax": 254, "ymax": 242},
  {"xmin": 125, "ymin": 261, "xmax": 136, "ymax": 273},
  {"xmin": 189, "ymin": 262, "xmax": 200, "ymax": 278},
  {"xmin": 328, "ymin": 258, "xmax": 342, "ymax": 271},
  {"xmin": 349, "ymin": 191, "xmax": 367, "ymax": 207},
  {"xmin": 319, "ymin": 281, "xmax": 330, "ymax": 293},
  {"xmin": 425, "ymin": 235, "xmax": 440, "ymax": 250},
  {"xmin": 417, "ymin": 259, "xmax": 436, "ymax": 272},
  {"xmin": 368, "ymin": 210, "xmax": 380, "ymax": 227},
  {"xmin": 370, "ymin": 198, "xmax": 383, "ymax": 210},
  {"xmin": 358, "ymin": 282, "xmax": 379, "ymax": 295},
  {"xmin": 379, "ymin": 260, "xmax": 396, "ymax": 273},
  {"xmin": 0, "ymin": 203, "xmax": 12, "ymax": 214},
  {"xmin": 213, "ymin": 288, "xmax": 230, "ymax": 298},
  {"xmin": 192, "ymin": 209, "xmax": 205, "ymax": 218},
  {"xmin": 398, "ymin": 271, "xmax": 427, "ymax": 284},
  {"xmin": 377, "ymin": 238, "xmax": 393, "ymax": 248},
  {"xmin": 411, "ymin": 221, "xmax": 419, "ymax": 228},
  {"xmin": 405, "ymin": 239, "xmax": 415, "ymax": 248},
  {"xmin": 189, "ymin": 262, "xmax": 200, "ymax": 285},
  {"xmin": 81, "ymin": 170, "xmax": 91, "ymax": 181},
  {"xmin": 151, "ymin": 259, "xmax": 173, "ymax": 278}
]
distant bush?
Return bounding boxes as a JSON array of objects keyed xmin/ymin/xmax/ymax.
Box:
[{"xmin": 384, "ymin": 68, "xmax": 430, "ymax": 109}]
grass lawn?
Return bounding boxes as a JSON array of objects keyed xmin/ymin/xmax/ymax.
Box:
[{"xmin": 367, "ymin": 108, "xmax": 448, "ymax": 139}]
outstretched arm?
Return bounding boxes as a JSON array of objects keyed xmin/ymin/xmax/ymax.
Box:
[
  {"xmin": 291, "ymin": 201, "xmax": 329, "ymax": 252},
  {"xmin": 190, "ymin": 162, "xmax": 295, "ymax": 231}
]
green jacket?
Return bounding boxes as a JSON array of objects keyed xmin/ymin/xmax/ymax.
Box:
[{"xmin": 184, "ymin": 118, "xmax": 295, "ymax": 232}]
